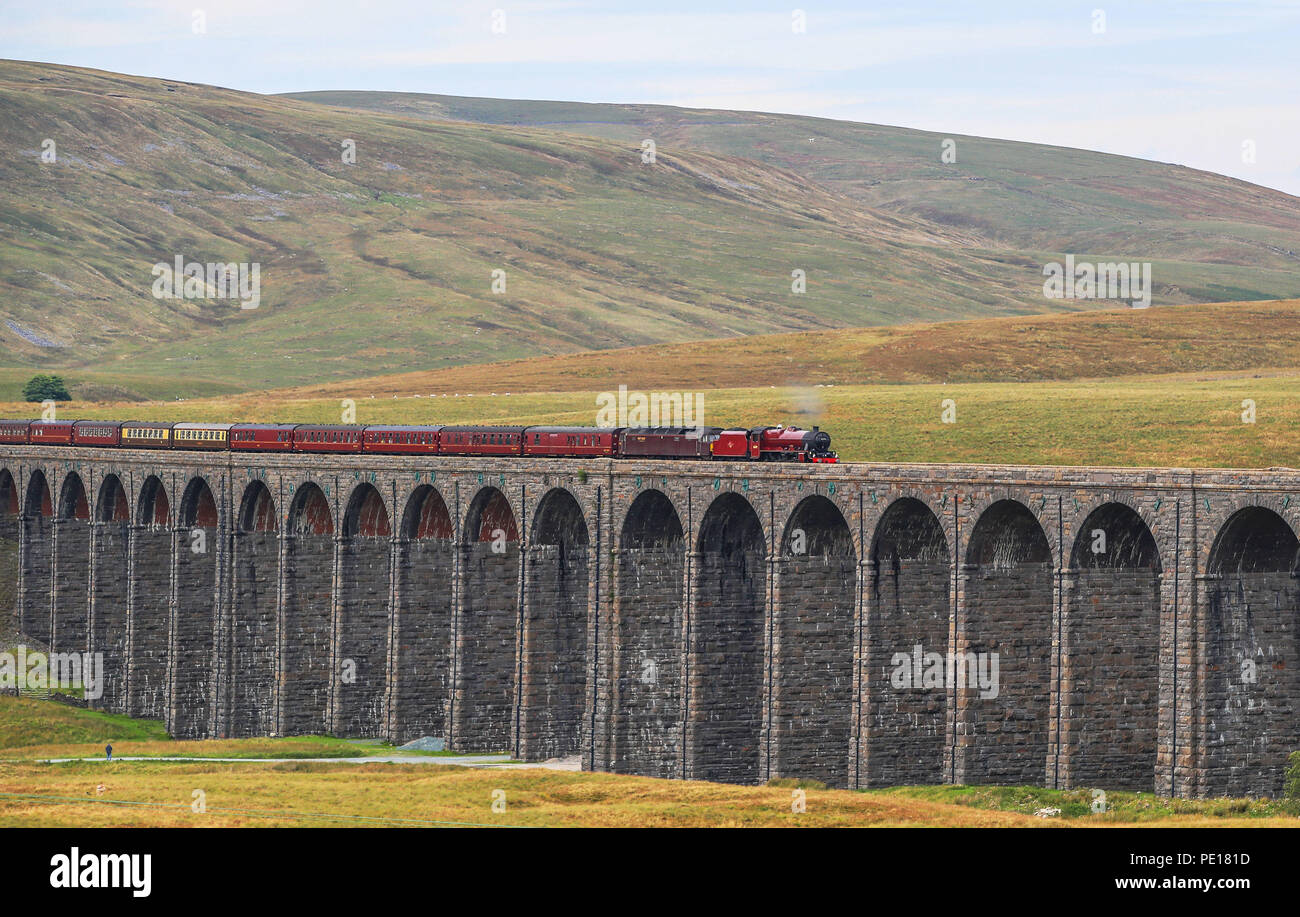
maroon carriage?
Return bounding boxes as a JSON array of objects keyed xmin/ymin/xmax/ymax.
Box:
[
  {"xmin": 523, "ymin": 426, "xmax": 617, "ymax": 458},
  {"xmin": 617, "ymin": 427, "xmax": 721, "ymax": 459},
  {"xmin": 294, "ymin": 425, "xmax": 364, "ymax": 454},
  {"xmin": 0, "ymin": 420, "xmax": 32, "ymax": 445},
  {"xmin": 363, "ymin": 425, "xmax": 442, "ymax": 455},
  {"xmin": 230, "ymin": 423, "xmax": 297, "ymax": 452},
  {"xmin": 439, "ymin": 425, "xmax": 525, "ymax": 457},
  {"xmin": 72, "ymin": 420, "xmax": 122, "ymax": 447},
  {"xmin": 29, "ymin": 420, "xmax": 77, "ymax": 445}
]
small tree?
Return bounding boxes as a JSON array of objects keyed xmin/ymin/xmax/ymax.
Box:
[{"xmin": 22, "ymin": 374, "xmax": 71, "ymax": 403}]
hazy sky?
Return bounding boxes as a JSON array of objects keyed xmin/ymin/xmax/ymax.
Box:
[{"xmin": 4, "ymin": 0, "xmax": 1299, "ymax": 195}]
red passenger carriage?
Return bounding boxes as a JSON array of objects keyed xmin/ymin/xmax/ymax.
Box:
[
  {"xmin": 29, "ymin": 420, "xmax": 76, "ymax": 445},
  {"xmin": 439, "ymin": 426, "xmax": 524, "ymax": 457},
  {"xmin": 523, "ymin": 427, "xmax": 616, "ymax": 458},
  {"xmin": 0, "ymin": 420, "xmax": 31, "ymax": 444},
  {"xmin": 294, "ymin": 425, "xmax": 364, "ymax": 453},
  {"xmin": 364, "ymin": 425, "xmax": 442, "ymax": 455},
  {"xmin": 72, "ymin": 420, "xmax": 123, "ymax": 447},
  {"xmin": 230, "ymin": 424, "xmax": 297, "ymax": 452}
]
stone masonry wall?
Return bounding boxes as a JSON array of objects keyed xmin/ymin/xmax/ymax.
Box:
[
  {"xmin": 865, "ymin": 560, "xmax": 951, "ymax": 785},
  {"xmin": 452, "ymin": 543, "xmax": 518, "ymax": 752},
  {"xmin": 1202, "ymin": 572, "xmax": 1300, "ymax": 797},
  {"xmin": 1061, "ymin": 568, "xmax": 1161, "ymax": 790},
  {"xmin": 770, "ymin": 552, "xmax": 856, "ymax": 787},
  {"xmin": 336, "ymin": 535, "xmax": 390, "ymax": 737},
  {"xmin": 128, "ymin": 527, "xmax": 170, "ymax": 719},
  {"xmin": 281, "ymin": 533, "xmax": 333, "ymax": 735},
  {"xmin": 50, "ymin": 519, "xmax": 89, "ymax": 654},
  {"xmin": 688, "ymin": 546, "xmax": 765, "ymax": 784},
  {"xmin": 5, "ymin": 447, "xmax": 1300, "ymax": 798},
  {"xmin": 519, "ymin": 542, "xmax": 589, "ymax": 760},
  {"xmin": 89, "ymin": 522, "xmax": 129, "ymax": 713},
  {"xmin": 391, "ymin": 537, "xmax": 452, "ymax": 743},
  {"xmin": 611, "ymin": 546, "xmax": 683, "ymax": 777},
  {"xmin": 230, "ymin": 531, "xmax": 278, "ymax": 736}
]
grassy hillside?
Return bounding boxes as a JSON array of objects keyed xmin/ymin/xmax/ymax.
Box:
[
  {"xmin": 4, "ymin": 301, "xmax": 1298, "ymax": 468},
  {"xmin": 0, "ymin": 695, "xmax": 169, "ymax": 748},
  {"xmin": 204, "ymin": 298, "xmax": 1300, "ymax": 397},
  {"xmin": 3, "ymin": 62, "xmax": 1300, "ymax": 400},
  {"xmin": 290, "ymin": 89, "xmax": 1300, "ymax": 286}
]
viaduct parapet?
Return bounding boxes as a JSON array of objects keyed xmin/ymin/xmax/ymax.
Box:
[{"xmin": 2, "ymin": 446, "xmax": 1298, "ymax": 797}]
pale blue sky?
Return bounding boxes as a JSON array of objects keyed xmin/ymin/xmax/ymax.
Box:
[{"xmin": 4, "ymin": 1, "xmax": 1299, "ymax": 194}]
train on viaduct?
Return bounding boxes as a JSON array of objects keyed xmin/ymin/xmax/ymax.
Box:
[{"xmin": 1, "ymin": 444, "xmax": 1297, "ymax": 798}]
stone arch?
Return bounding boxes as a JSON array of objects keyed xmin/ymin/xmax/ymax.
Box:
[
  {"xmin": 0, "ymin": 470, "xmax": 18, "ymax": 655},
  {"xmin": 522, "ymin": 488, "xmax": 589, "ymax": 761},
  {"xmin": 89, "ymin": 474, "xmax": 131, "ymax": 712},
  {"xmin": 281, "ymin": 482, "xmax": 334, "ymax": 734},
  {"xmin": 771, "ymin": 494, "xmax": 856, "ymax": 786},
  {"xmin": 1202, "ymin": 506, "xmax": 1300, "ymax": 796},
  {"xmin": 612, "ymin": 489, "xmax": 685, "ymax": 777},
  {"xmin": 0, "ymin": 469, "xmax": 16, "ymax": 517},
  {"xmin": 129, "ymin": 476, "xmax": 171, "ymax": 718},
  {"xmin": 19, "ymin": 470, "xmax": 53, "ymax": 642},
  {"xmin": 690, "ymin": 491, "xmax": 766, "ymax": 784},
  {"xmin": 392, "ymin": 485, "xmax": 455, "ymax": 742},
  {"xmin": 1063, "ymin": 502, "xmax": 1161, "ymax": 791},
  {"xmin": 96, "ymin": 475, "xmax": 130, "ymax": 524},
  {"xmin": 335, "ymin": 482, "xmax": 391, "ymax": 737},
  {"xmin": 137, "ymin": 476, "xmax": 170, "ymax": 527},
  {"xmin": 51, "ymin": 472, "xmax": 91, "ymax": 656},
  {"xmin": 230, "ymin": 481, "xmax": 278, "ymax": 737},
  {"xmin": 959, "ymin": 498, "xmax": 1053, "ymax": 785},
  {"xmin": 866, "ymin": 496, "xmax": 951, "ymax": 787},
  {"xmin": 454, "ymin": 486, "xmax": 520, "ymax": 751},
  {"xmin": 172, "ymin": 477, "xmax": 219, "ymax": 738},
  {"xmin": 25, "ymin": 470, "xmax": 53, "ymax": 518},
  {"xmin": 58, "ymin": 472, "xmax": 90, "ymax": 520}
]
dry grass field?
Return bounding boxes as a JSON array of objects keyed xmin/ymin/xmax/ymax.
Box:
[{"xmin": 1, "ymin": 699, "xmax": 1297, "ymax": 827}]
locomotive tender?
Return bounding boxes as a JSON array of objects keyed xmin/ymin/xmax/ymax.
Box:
[{"xmin": 0, "ymin": 419, "xmax": 837, "ymax": 462}]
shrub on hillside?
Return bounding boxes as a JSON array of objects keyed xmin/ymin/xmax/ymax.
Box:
[{"xmin": 22, "ymin": 374, "xmax": 71, "ymax": 402}]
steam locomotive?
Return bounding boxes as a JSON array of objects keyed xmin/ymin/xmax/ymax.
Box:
[{"xmin": 0, "ymin": 420, "xmax": 838, "ymax": 462}]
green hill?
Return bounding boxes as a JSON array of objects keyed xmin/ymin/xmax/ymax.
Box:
[
  {"xmin": 3, "ymin": 60, "xmax": 1300, "ymax": 398},
  {"xmin": 288, "ymin": 89, "xmax": 1300, "ymax": 284}
]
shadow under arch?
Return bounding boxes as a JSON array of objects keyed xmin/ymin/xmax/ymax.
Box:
[
  {"xmin": 612, "ymin": 489, "xmax": 685, "ymax": 778},
  {"xmin": 1063, "ymin": 502, "xmax": 1161, "ymax": 791},
  {"xmin": 772, "ymin": 494, "xmax": 855, "ymax": 787},
  {"xmin": 335, "ymin": 482, "xmax": 391, "ymax": 738},
  {"xmin": 281, "ymin": 482, "xmax": 334, "ymax": 735},
  {"xmin": 0, "ymin": 471, "xmax": 18, "ymax": 659},
  {"xmin": 230, "ymin": 480, "xmax": 279, "ymax": 737},
  {"xmin": 959, "ymin": 499, "xmax": 1052, "ymax": 786},
  {"xmin": 19, "ymin": 470, "xmax": 53, "ymax": 642},
  {"xmin": 391, "ymin": 485, "xmax": 455, "ymax": 743},
  {"xmin": 51, "ymin": 472, "xmax": 91, "ymax": 655},
  {"xmin": 866, "ymin": 496, "xmax": 950, "ymax": 787},
  {"xmin": 89, "ymin": 475, "xmax": 131, "ymax": 713},
  {"xmin": 690, "ymin": 491, "xmax": 765, "ymax": 784},
  {"xmin": 1202, "ymin": 506, "xmax": 1300, "ymax": 796},
  {"xmin": 453, "ymin": 486, "xmax": 520, "ymax": 752},
  {"xmin": 128, "ymin": 476, "xmax": 171, "ymax": 719},
  {"xmin": 172, "ymin": 477, "xmax": 219, "ymax": 738},
  {"xmin": 522, "ymin": 488, "xmax": 590, "ymax": 761}
]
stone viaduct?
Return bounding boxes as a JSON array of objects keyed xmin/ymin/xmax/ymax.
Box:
[{"xmin": 1, "ymin": 445, "xmax": 1298, "ymax": 798}]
